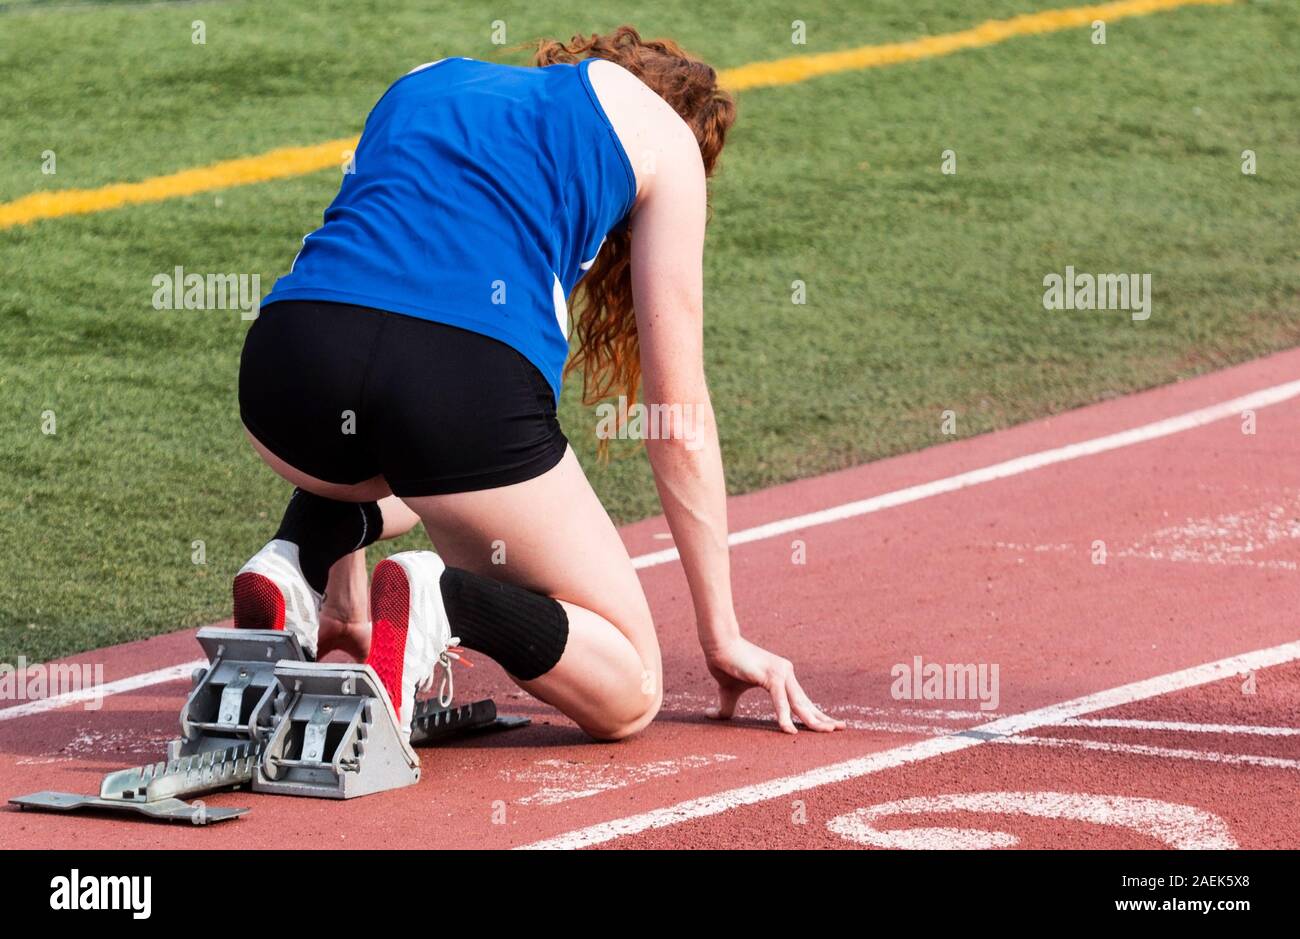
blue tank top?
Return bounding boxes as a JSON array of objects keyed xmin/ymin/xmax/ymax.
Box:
[{"xmin": 262, "ymin": 57, "xmax": 637, "ymax": 402}]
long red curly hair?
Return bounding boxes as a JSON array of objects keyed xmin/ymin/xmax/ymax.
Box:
[{"xmin": 533, "ymin": 27, "xmax": 736, "ymax": 447}]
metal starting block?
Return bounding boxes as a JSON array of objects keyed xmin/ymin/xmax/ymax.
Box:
[
  {"xmin": 9, "ymin": 743, "xmax": 258, "ymax": 824},
  {"xmin": 10, "ymin": 625, "xmax": 529, "ymax": 824},
  {"xmin": 409, "ymin": 696, "xmax": 530, "ymax": 745},
  {"xmin": 170, "ymin": 627, "xmax": 305, "ymax": 758},
  {"xmin": 256, "ymin": 662, "xmax": 419, "ymax": 799},
  {"xmin": 9, "ymin": 791, "xmax": 249, "ymax": 825},
  {"xmin": 102, "ymin": 741, "xmax": 262, "ymax": 804}
]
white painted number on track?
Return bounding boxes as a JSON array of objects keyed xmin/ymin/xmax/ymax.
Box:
[{"xmin": 826, "ymin": 792, "xmax": 1237, "ymax": 850}]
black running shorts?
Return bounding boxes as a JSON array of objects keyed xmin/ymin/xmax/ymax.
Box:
[{"xmin": 238, "ymin": 300, "xmax": 569, "ymax": 496}]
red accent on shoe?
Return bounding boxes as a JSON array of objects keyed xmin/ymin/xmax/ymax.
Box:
[
  {"xmin": 232, "ymin": 571, "xmax": 286, "ymax": 631},
  {"xmin": 366, "ymin": 558, "xmax": 411, "ymax": 710}
]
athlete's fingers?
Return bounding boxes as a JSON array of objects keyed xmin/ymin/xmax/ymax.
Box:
[
  {"xmin": 787, "ymin": 674, "xmax": 846, "ymax": 731},
  {"xmin": 767, "ymin": 678, "xmax": 797, "ymax": 734},
  {"xmin": 787, "ymin": 676, "xmax": 845, "ymax": 732},
  {"xmin": 708, "ymin": 681, "xmax": 744, "ymax": 721}
]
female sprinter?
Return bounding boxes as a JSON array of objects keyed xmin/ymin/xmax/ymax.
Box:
[{"xmin": 234, "ymin": 27, "xmax": 845, "ymax": 742}]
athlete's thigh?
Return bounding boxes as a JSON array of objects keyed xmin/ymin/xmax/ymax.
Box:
[{"xmin": 399, "ymin": 447, "xmax": 660, "ymax": 672}]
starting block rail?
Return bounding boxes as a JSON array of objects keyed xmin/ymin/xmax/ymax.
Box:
[
  {"xmin": 9, "ymin": 791, "xmax": 249, "ymax": 825},
  {"xmin": 10, "ymin": 626, "xmax": 528, "ymax": 824}
]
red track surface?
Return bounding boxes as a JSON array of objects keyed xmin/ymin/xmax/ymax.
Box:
[{"xmin": 3, "ymin": 348, "xmax": 1298, "ymax": 849}]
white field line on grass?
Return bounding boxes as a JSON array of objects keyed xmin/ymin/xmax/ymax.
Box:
[
  {"xmin": 519, "ymin": 639, "xmax": 1300, "ymax": 849},
  {"xmin": 5, "ymin": 376, "xmax": 1300, "ymax": 722}
]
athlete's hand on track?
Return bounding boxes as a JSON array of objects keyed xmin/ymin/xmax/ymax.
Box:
[{"xmin": 704, "ymin": 637, "xmax": 846, "ymax": 734}]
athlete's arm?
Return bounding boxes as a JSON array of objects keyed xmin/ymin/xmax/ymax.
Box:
[
  {"xmin": 627, "ymin": 121, "xmax": 728, "ymax": 646},
  {"xmin": 625, "ymin": 98, "xmax": 843, "ymax": 736}
]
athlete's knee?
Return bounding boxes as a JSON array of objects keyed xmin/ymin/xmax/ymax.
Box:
[{"xmin": 581, "ymin": 671, "xmax": 663, "ymax": 742}]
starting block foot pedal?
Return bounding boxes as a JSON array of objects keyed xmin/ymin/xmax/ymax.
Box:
[
  {"xmin": 255, "ymin": 662, "xmax": 420, "ymax": 799},
  {"xmin": 171, "ymin": 627, "xmax": 305, "ymax": 758}
]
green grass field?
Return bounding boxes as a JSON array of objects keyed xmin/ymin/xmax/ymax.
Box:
[{"xmin": 1, "ymin": 0, "xmax": 1297, "ymax": 663}]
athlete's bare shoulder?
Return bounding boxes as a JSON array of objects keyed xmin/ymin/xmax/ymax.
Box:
[{"xmin": 584, "ymin": 58, "xmax": 701, "ymax": 208}]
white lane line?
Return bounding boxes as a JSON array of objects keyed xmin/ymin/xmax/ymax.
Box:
[
  {"xmin": 0, "ymin": 661, "xmax": 201, "ymax": 723},
  {"xmin": 669, "ymin": 694, "xmax": 1002, "ymax": 724},
  {"xmin": 632, "ymin": 378, "xmax": 1300, "ymax": 568},
  {"xmin": 7, "ymin": 377, "xmax": 1300, "ymax": 721},
  {"xmin": 997, "ymin": 734, "xmax": 1300, "ymax": 770},
  {"xmin": 843, "ymin": 720, "xmax": 956, "ymax": 736},
  {"xmin": 831, "ymin": 703, "xmax": 1002, "ymax": 721},
  {"xmin": 517, "ymin": 639, "xmax": 1300, "ymax": 849},
  {"xmin": 793, "ymin": 715, "xmax": 1298, "ymax": 738},
  {"xmin": 1057, "ymin": 717, "xmax": 1300, "ymax": 736}
]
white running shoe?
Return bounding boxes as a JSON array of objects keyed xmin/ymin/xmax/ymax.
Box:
[
  {"xmin": 231, "ymin": 539, "xmax": 323, "ymax": 658},
  {"xmin": 365, "ymin": 550, "xmax": 460, "ymax": 743}
]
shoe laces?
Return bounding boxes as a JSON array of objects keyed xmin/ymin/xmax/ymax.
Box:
[{"xmin": 417, "ymin": 636, "xmax": 463, "ymax": 708}]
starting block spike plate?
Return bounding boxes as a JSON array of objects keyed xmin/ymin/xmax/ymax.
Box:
[
  {"xmin": 10, "ymin": 791, "xmax": 246, "ymax": 825},
  {"xmin": 98, "ymin": 741, "xmax": 260, "ymax": 804},
  {"xmin": 255, "ymin": 662, "xmax": 420, "ymax": 799},
  {"xmin": 409, "ymin": 697, "xmax": 530, "ymax": 746},
  {"xmin": 171, "ymin": 627, "xmax": 305, "ymax": 758},
  {"xmin": 5, "ymin": 740, "xmax": 258, "ymax": 825}
]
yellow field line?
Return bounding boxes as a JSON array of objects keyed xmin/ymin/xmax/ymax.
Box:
[
  {"xmin": 0, "ymin": 136, "xmax": 360, "ymax": 229},
  {"xmin": 721, "ymin": 0, "xmax": 1233, "ymax": 90},
  {"xmin": 0, "ymin": 0, "xmax": 1234, "ymax": 230}
]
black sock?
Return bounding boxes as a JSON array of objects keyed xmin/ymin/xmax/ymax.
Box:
[
  {"xmin": 438, "ymin": 567, "xmax": 569, "ymax": 680},
  {"xmin": 273, "ymin": 488, "xmax": 383, "ymax": 594}
]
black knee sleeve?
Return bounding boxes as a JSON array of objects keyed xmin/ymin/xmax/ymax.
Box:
[{"xmin": 438, "ymin": 567, "xmax": 569, "ymax": 680}]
